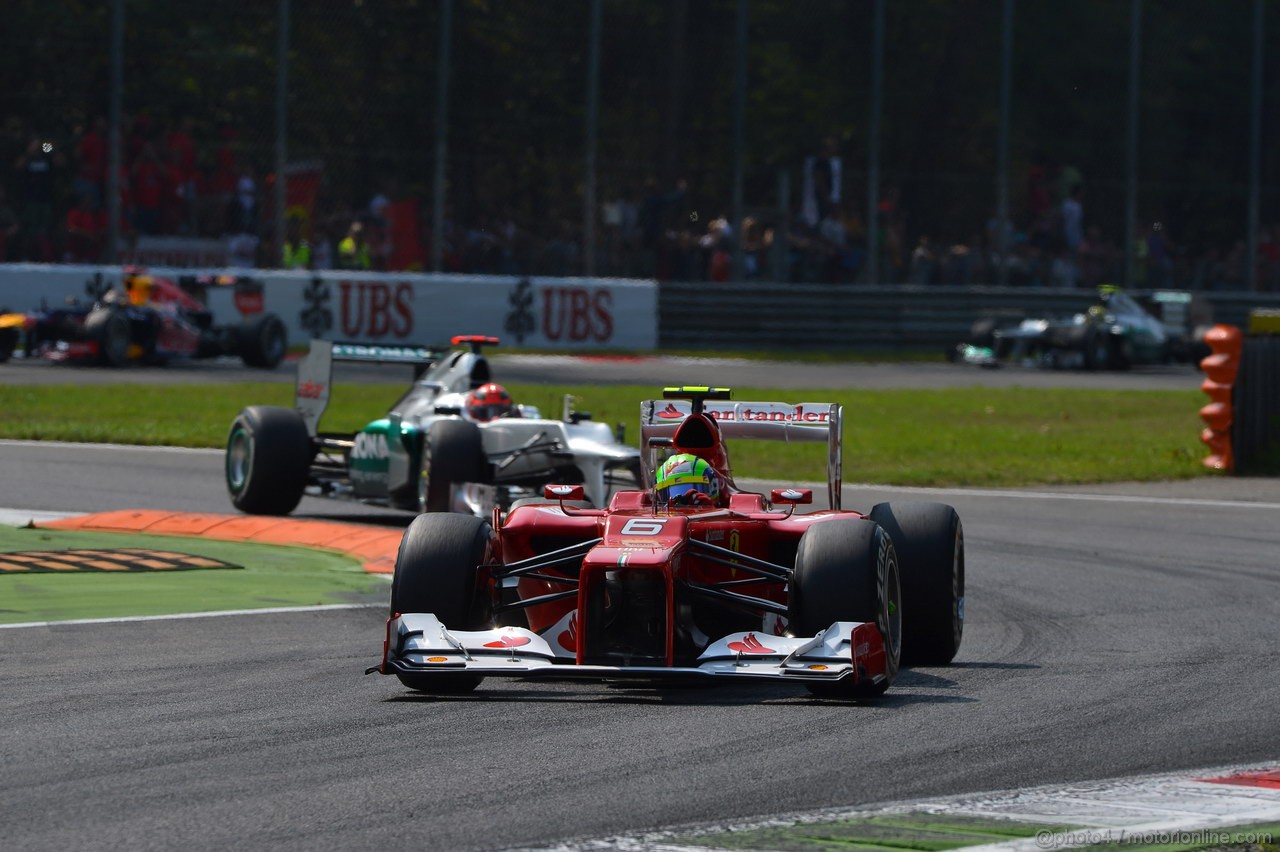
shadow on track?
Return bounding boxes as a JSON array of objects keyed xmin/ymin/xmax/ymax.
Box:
[{"xmin": 379, "ymin": 670, "xmax": 984, "ymax": 708}]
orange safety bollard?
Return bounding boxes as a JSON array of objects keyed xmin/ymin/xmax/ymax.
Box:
[{"xmin": 1198, "ymin": 325, "xmax": 1242, "ymax": 472}]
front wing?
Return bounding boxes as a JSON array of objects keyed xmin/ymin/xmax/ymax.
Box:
[{"xmin": 371, "ymin": 613, "xmax": 888, "ymax": 688}]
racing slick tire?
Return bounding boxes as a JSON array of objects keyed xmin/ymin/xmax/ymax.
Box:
[
  {"xmin": 869, "ymin": 502, "xmax": 964, "ymax": 666},
  {"xmin": 238, "ymin": 313, "xmax": 288, "ymax": 369},
  {"xmin": 391, "ymin": 513, "xmax": 493, "ymax": 694},
  {"xmin": 418, "ymin": 419, "xmax": 488, "ymax": 513},
  {"xmin": 0, "ymin": 327, "xmax": 17, "ymax": 363},
  {"xmin": 789, "ymin": 519, "xmax": 901, "ymax": 699},
  {"xmin": 84, "ymin": 306, "xmax": 131, "ymax": 367},
  {"xmin": 225, "ymin": 406, "xmax": 312, "ymax": 515},
  {"xmin": 1109, "ymin": 335, "xmax": 1134, "ymax": 371},
  {"xmin": 1082, "ymin": 327, "xmax": 1111, "ymax": 371}
]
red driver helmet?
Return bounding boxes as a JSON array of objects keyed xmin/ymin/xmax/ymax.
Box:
[{"xmin": 467, "ymin": 382, "xmax": 514, "ymax": 421}]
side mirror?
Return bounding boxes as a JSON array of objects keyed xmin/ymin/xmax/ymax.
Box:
[
  {"xmin": 770, "ymin": 488, "xmax": 813, "ymax": 506},
  {"xmin": 544, "ymin": 484, "xmax": 585, "ymax": 502}
]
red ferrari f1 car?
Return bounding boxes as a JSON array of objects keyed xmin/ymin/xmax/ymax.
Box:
[{"xmin": 369, "ymin": 387, "xmax": 964, "ymax": 698}]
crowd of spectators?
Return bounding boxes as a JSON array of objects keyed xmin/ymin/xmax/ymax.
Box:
[
  {"xmin": 3, "ymin": 115, "xmax": 1279, "ymax": 292},
  {"xmin": 2, "ymin": 113, "xmax": 256, "ymax": 265}
]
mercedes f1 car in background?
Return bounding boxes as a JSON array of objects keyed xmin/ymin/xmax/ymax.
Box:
[
  {"xmin": 949, "ymin": 286, "xmax": 1212, "ymax": 370},
  {"xmin": 0, "ymin": 269, "xmax": 287, "ymax": 368},
  {"xmin": 368, "ymin": 387, "xmax": 964, "ymax": 699},
  {"xmin": 225, "ymin": 336, "xmax": 641, "ymax": 517}
]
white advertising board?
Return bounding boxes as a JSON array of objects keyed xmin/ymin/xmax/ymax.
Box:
[{"xmin": 0, "ymin": 265, "xmax": 658, "ymax": 350}]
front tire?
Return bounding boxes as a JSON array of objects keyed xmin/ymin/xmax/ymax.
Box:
[
  {"xmin": 789, "ymin": 519, "xmax": 902, "ymax": 698},
  {"xmin": 239, "ymin": 313, "xmax": 288, "ymax": 369},
  {"xmin": 0, "ymin": 327, "xmax": 17, "ymax": 363},
  {"xmin": 84, "ymin": 306, "xmax": 130, "ymax": 367},
  {"xmin": 391, "ymin": 513, "xmax": 494, "ymax": 693},
  {"xmin": 1083, "ymin": 327, "xmax": 1110, "ymax": 371},
  {"xmin": 418, "ymin": 419, "xmax": 487, "ymax": 513},
  {"xmin": 225, "ymin": 406, "xmax": 312, "ymax": 515},
  {"xmin": 869, "ymin": 502, "xmax": 964, "ymax": 666}
]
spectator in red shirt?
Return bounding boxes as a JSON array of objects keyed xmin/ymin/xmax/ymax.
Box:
[
  {"xmin": 165, "ymin": 116, "xmax": 197, "ymax": 233},
  {"xmin": 0, "ymin": 183, "xmax": 20, "ymax": 261},
  {"xmin": 74, "ymin": 116, "xmax": 107, "ymax": 211},
  {"xmin": 132, "ymin": 142, "xmax": 166, "ymax": 235},
  {"xmin": 65, "ymin": 192, "xmax": 106, "ymax": 262}
]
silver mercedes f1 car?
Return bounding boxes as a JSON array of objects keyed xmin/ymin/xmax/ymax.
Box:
[{"xmin": 225, "ymin": 336, "xmax": 641, "ymax": 516}]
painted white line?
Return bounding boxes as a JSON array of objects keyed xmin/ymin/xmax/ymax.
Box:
[
  {"xmin": 0, "ymin": 602, "xmax": 383, "ymax": 631},
  {"xmin": 0, "ymin": 438, "xmax": 222, "ymax": 455}
]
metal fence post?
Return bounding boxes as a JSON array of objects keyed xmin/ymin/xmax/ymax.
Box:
[
  {"xmin": 584, "ymin": 0, "xmax": 602, "ymax": 278},
  {"xmin": 1247, "ymin": 0, "xmax": 1264, "ymax": 292},
  {"xmin": 867, "ymin": 0, "xmax": 885, "ymax": 286},
  {"xmin": 996, "ymin": 0, "xmax": 1014, "ymax": 287},
  {"xmin": 432, "ymin": 0, "xmax": 454, "ymax": 274},
  {"xmin": 1124, "ymin": 0, "xmax": 1142, "ymax": 288},
  {"xmin": 731, "ymin": 0, "xmax": 748, "ymax": 282},
  {"xmin": 106, "ymin": 0, "xmax": 124, "ymax": 264},
  {"xmin": 275, "ymin": 0, "xmax": 290, "ymax": 268}
]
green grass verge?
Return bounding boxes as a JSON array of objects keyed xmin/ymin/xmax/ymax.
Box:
[
  {"xmin": 285, "ymin": 345, "xmax": 945, "ymax": 363},
  {"xmin": 679, "ymin": 816, "xmax": 1279, "ymax": 852},
  {"xmin": 682, "ymin": 813, "xmax": 1071, "ymax": 850},
  {"xmin": 500, "ymin": 346, "xmax": 946, "ymax": 363},
  {"xmin": 0, "ymin": 526, "xmax": 387, "ymax": 624},
  {"xmin": 0, "ymin": 382, "xmax": 1209, "ymax": 487}
]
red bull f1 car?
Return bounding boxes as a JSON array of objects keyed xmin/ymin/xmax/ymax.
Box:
[
  {"xmin": 368, "ymin": 387, "xmax": 965, "ymax": 698},
  {"xmin": 0, "ymin": 269, "xmax": 286, "ymax": 368}
]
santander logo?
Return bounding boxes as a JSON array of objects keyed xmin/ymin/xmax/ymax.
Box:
[
  {"xmin": 557, "ymin": 613, "xmax": 578, "ymax": 652},
  {"xmin": 656, "ymin": 403, "xmax": 685, "ymax": 419},
  {"xmin": 483, "ymin": 635, "xmax": 531, "ymax": 649},
  {"xmin": 727, "ymin": 633, "xmax": 775, "ymax": 654}
]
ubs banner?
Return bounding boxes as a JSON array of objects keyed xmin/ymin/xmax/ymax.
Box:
[{"xmin": 0, "ymin": 266, "xmax": 658, "ymax": 350}]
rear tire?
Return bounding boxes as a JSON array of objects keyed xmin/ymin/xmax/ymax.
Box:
[
  {"xmin": 84, "ymin": 306, "xmax": 130, "ymax": 367},
  {"xmin": 1083, "ymin": 327, "xmax": 1110, "ymax": 371},
  {"xmin": 869, "ymin": 502, "xmax": 964, "ymax": 666},
  {"xmin": 789, "ymin": 519, "xmax": 901, "ymax": 698},
  {"xmin": 391, "ymin": 513, "xmax": 493, "ymax": 694},
  {"xmin": 1109, "ymin": 335, "xmax": 1133, "ymax": 371},
  {"xmin": 225, "ymin": 406, "xmax": 312, "ymax": 515},
  {"xmin": 419, "ymin": 419, "xmax": 487, "ymax": 513},
  {"xmin": 0, "ymin": 327, "xmax": 17, "ymax": 363},
  {"xmin": 239, "ymin": 313, "xmax": 288, "ymax": 369}
]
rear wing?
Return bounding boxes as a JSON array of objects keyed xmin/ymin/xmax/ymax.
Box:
[
  {"xmin": 639, "ymin": 398, "xmax": 843, "ymax": 510},
  {"xmin": 294, "ymin": 340, "xmax": 446, "ymax": 436}
]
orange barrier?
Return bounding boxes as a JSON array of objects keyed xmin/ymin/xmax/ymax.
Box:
[
  {"xmin": 1199, "ymin": 325, "xmax": 1243, "ymax": 471},
  {"xmin": 40, "ymin": 510, "xmax": 403, "ymax": 574}
]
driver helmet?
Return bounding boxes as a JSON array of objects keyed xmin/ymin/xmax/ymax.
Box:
[
  {"xmin": 467, "ymin": 382, "xmax": 514, "ymax": 421},
  {"xmin": 654, "ymin": 453, "xmax": 723, "ymax": 507}
]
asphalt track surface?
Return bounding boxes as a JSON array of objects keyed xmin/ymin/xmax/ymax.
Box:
[
  {"xmin": 2, "ymin": 440, "xmax": 1279, "ymax": 851},
  {"xmin": 0, "ymin": 351, "xmax": 1206, "ymax": 390}
]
